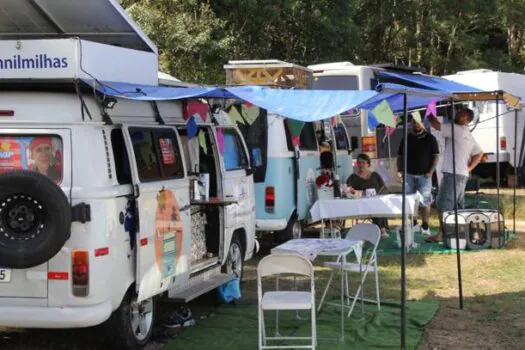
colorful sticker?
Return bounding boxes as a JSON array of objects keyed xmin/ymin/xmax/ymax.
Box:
[
  {"xmin": 155, "ymin": 189, "xmax": 183, "ymax": 278},
  {"xmin": 0, "ymin": 136, "xmax": 63, "ymax": 184},
  {"xmin": 159, "ymin": 137, "xmax": 175, "ymax": 165}
]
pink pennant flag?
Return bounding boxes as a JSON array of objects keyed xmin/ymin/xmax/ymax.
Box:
[
  {"xmin": 425, "ymin": 100, "xmax": 437, "ymax": 118},
  {"xmin": 243, "ymin": 101, "xmax": 254, "ymax": 108},
  {"xmin": 386, "ymin": 115, "xmax": 398, "ymax": 137},
  {"xmin": 216, "ymin": 128, "xmax": 224, "ymax": 154},
  {"xmin": 292, "ymin": 135, "xmax": 300, "ymax": 147}
]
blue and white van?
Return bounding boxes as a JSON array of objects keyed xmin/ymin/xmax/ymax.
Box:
[{"xmin": 232, "ymin": 106, "xmax": 354, "ymax": 242}]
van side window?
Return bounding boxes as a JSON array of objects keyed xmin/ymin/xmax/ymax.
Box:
[
  {"xmin": 221, "ymin": 128, "xmax": 248, "ymax": 171},
  {"xmin": 129, "ymin": 128, "xmax": 184, "ymax": 181},
  {"xmin": 111, "ymin": 129, "xmax": 132, "ymax": 185},
  {"xmin": 334, "ymin": 125, "xmax": 349, "ymax": 150},
  {"xmin": 299, "ymin": 122, "xmax": 318, "ymax": 151}
]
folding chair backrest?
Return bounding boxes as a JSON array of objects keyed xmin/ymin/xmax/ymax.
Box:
[
  {"xmin": 258, "ymin": 254, "xmax": 313, "ymax": 278},
  {"xmin": 346, "ymin": 223, "xmax": 381, "ymax": 248}
]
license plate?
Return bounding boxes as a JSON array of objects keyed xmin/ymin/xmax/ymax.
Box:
[{"xmin": 0, "ymin": 268, "xmax": 12, "ymax": 283}]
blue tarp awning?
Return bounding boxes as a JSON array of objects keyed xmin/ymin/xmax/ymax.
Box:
[
  {"xmin": 81, "ymin": 79, "xmax": 458, "ymax": 123},
  {"xmin": 227, "ymin": 85, "xmax": 378, "ymax": 122},
  {"xmin": 376, "ymin": 70, "xmax": 482, "ymax": 93}
]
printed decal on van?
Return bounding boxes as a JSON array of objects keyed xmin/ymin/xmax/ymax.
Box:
[
  {"xmin": 155, "ymin": 189, "xmax": 183, "ymax": 278},
  {"xmin": 0, "ymin": 136, "xmax": 63, "ymax": 184}
]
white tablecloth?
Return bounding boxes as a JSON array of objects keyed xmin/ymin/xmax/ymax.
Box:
[
  {"xmin": 310, "ymin": 194, "xmax": 419, "ymax": 221},
  {"xmin": 271, "ymin": 238, "xmax": 360, "ymax": 261}
]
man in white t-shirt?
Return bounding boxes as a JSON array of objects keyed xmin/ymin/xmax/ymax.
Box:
[{"xmin": 426, "ymin": 108, "xmax": 484, "ymax": 243}]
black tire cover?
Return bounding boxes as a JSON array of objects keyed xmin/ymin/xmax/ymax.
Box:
[{"xmin": 0, "ymin": 170, "xmax": 71, "ymax": 268}]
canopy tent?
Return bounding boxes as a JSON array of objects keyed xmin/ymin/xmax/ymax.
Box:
[
  {"xmin": 82, "ymin": 77, "xmax": 523, "ymax": 349},
  {"xmin": 376, "ymin": 70, "xmax": 482, "ymax": 93},
  {"xmin": 83, "ymin": 79, "xmax": 454, "ymax": 123}
]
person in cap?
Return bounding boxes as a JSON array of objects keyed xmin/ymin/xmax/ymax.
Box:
[
  {"xmin": 397, "ymin": 117, "xmax": 440, "ymax": 236},
  {"xmin": 30, "ymin": 137, "xmax": 61, "ymax": 183},
  {"xmin": 425, "ymin": 108, "xmax": 483, "ymax": 243}
]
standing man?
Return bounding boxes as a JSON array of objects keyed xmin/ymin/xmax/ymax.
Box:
[
  {"xmin": 426, "ymin": 108, "xmax": 484, "ymax": 243},
  {"xmin": 397, "ymin": 118, "xmax": 440, "ymax": 236}
]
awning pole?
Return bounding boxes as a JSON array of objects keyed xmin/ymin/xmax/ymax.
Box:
[
  {"xmin": 496, "ymin": 97, "xmax": 502, "ymax": 243},
  {"xmin": 400, "ymin": 93, "xmax": 408, "ymax": 349},
  {"xmin": 514, "ymin": 108, "xmax": 518, "ymax": 237},
  {"xmin": 451, "ymin": 100, "xmax": 464, "ymax": 309}
]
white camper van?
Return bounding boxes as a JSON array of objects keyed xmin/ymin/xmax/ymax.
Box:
[
  {"xmin": 307, "ymin": 62, "xmax": 427, "ymax": 189},
  {"xmin": 0, "ymin": 29, "xmax": 256, "ymax": 350},
  {"xmin": 444, "ymin": 69, "xmax": 525, "ymax": 184}
]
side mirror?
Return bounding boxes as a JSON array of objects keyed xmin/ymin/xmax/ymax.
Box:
[
  {"xmin": 350, "ymin": 136, "xmax": 359, "ymax": 151},
  {"xmin": 245, "ymin": 167, "xmax": 254, "ymax": 176},
  {"xmin": 250, "ymin": 148, "xmax": 263, "ymax": 168}
]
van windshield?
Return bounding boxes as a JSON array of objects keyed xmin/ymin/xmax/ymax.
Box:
[
  {"xmin": 312, "ymin": 75, "xmax": 359, "ymax": 91},
  {"xmin": 233, "ymin": 105, "xmax": 268, "ymax": 183},
  {"xmin": 0, "ymin": 135, "xmax": 63, "ymax": 184}
]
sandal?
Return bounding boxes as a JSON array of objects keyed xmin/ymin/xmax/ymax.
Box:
[{"xmin": 425, "ymin": 235, "xmax": 442, "ymax": 243}]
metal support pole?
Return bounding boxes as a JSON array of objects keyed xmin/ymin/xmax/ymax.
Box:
[
  {"xmin": 400, "ymin": 93, "xmax": 408, "ymax": 349},
  {"xmin": 496, "ymin": 97, "xmax": 502, "ymax": 245},
  {"xmin": 514, "ymin": 109, "xmax": 518, "ymax": 236},
  {"xmin": 451, "ymin": 100, "xmax": 464, "ymax": 309}
]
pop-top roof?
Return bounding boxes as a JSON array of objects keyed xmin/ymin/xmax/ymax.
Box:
[{"xmin": 0, "ymin": 0, "xmax": 157, "ymax": 53}]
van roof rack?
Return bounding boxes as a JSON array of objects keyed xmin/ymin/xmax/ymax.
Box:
[{"xmin": 224, "ymin": 59, "xmax": 312, "ymax": 88}]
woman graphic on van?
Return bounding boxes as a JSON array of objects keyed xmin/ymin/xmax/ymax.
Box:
[
  {"xmin": 155, "ymin": 189, "xmax": 184, "ymax": 278},
  {"xmin": 29, "ymin": 137, "xmax": 62, "ymax": 184}
]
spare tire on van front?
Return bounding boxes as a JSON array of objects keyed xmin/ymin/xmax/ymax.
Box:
[{"xmin": 0, "ymin": 171, "xmax": 71, "ymax": 268}]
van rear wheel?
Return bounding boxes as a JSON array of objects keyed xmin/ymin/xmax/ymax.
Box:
[
  {"xmin": 106, "ymin": 290, "xmax": 155, "ymax": 349},
  {"xmin": 276, "ymin": 215, "xmax": 302, "ymax": 243}
]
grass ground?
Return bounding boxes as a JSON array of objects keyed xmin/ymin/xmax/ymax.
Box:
[{"xmin": 1, "ymin": 192, "xmax": 524, "ymax": 349}]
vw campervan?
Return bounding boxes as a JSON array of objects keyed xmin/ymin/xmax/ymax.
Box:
[{"xmin": 0, "ymin": 38, "xmax": 256, "ymax": 349}]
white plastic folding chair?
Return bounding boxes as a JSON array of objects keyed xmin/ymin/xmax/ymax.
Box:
[
  {"xmin": 317, "ymin": 223, "xmax": 381, "ymax": 318},
  {"xmin": 257, "ymin": 254, "xmax": 316, "ymax": 350}
]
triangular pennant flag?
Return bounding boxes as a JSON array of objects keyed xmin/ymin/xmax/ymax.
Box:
[
  {"xmin": 228, "ymin": 106, "xmax": 245, "ymax": 125},
  {"xmin": 386, "ymin": 115, "xmax": 398, "ymax": 137},
  {"xmin": 198, "ymin": 130, "xmax": 207, "ymax": 154},
  {"xmin": 241, "ymin": 104, "xmax": 259, "ymax": 125},
  {"xmin": 187, "ymin": 116, "xmax": 198, "ymax": 139},
  {"xmin": 411, "ymin": 110, "xmax": 422, "ymax": 124},
  {"xmin": 286, "ymin": 119, "xmax": 305, "ymax": 137},
  {"xmin": 292, "ymin": 135, "xmax": 300, "ymax": 147},
  {"xmin": 216, "ymin": 128, "xmax": 224, "ymax": 154},
  {"xmin": 243, "ymin": 101, "xmax": 254, "ymax": 108},
  {"xmin": 371, "ymin": 100, "xmax": 396, "ymax": 127},
  {"xmin": 425, "ymin": 99, "xmax": 437, "ymax": 118}
]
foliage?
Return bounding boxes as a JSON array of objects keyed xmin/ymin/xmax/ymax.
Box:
[{"xmin": 120, "ymin": 0, "xmax": 525, "ymax": 83}]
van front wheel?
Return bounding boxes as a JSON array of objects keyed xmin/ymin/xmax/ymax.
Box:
[{"xmin": 106, "ymin": 290, "xmax": 155, "ymax": 349}]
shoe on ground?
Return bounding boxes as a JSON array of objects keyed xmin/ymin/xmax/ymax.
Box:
[
  {"xmin": 421, "ymin": 227, "xmax": 431, "ymax": 236},
  {"xmin": 381, "ymin": 228, "xmax": 390, "ymax": 239}
]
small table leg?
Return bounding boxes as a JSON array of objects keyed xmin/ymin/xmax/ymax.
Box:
[{"xmin": 340, "ymin": 257, "xmax": 344, "ymax": 341}]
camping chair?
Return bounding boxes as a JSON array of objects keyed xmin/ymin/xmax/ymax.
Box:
[
  {"xmin": 317, "ymin": 223, "xmax": 381, "ymax": 318},
  {"xmin": 257, "ymin": 254, "xmax": 316, "ymax": 350}
]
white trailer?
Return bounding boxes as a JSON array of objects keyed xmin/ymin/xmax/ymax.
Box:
[{"xmin": 444, "ymin": 69, "xmax": 525, "ymax": 184}]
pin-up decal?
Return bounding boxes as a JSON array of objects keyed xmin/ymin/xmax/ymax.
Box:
[{"xmin": 155, "ymin": 189, "xmax": 183, "ymax": 278}]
